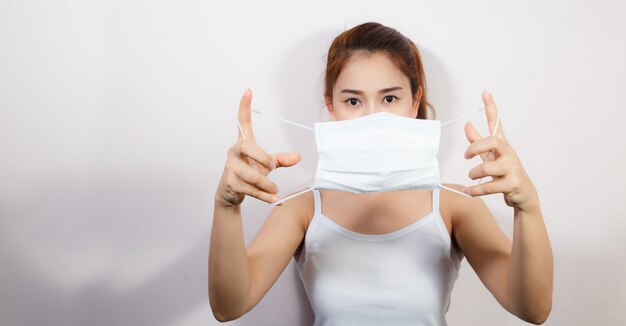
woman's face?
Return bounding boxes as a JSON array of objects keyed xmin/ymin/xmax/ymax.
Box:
[{"xmin": 328, "ymin": 51, "xmax": 422, "ymax": 121}]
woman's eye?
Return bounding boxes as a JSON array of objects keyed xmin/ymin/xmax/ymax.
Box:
[
  {"xmin": 383, "ymin": 95, "xmax": 397, "ymax": 104},
  {"xmin": 345, "ymin": 98, "xmax": 360, "ymax": 106}
]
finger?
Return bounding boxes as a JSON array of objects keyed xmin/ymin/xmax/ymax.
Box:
[
  {"xmin": 238, "ymin": 140, "xmax": 276, "ymax": 172},
  {"xmin": 234, "ymin": 177, "xmax": 280, "ymax": 204},
  {"xmin": 468, "ymin": 160, "xmax": 508, "ymax": 180},
  {"xmin": 464, "ymin": 120, "xmax": 482, "ymax": 143},
  {"xmin": 464, "ymin": 178, "xmax": 508, "ymax": 196},
  {"xmin": 271, "ymin": 152, "xmax": 302, "ymax": 168},
  {"xmin": 482, "ymin": 90, "xmax": 506, "ymax": 140},
  {"xmin": 232, "ymin": 159, "xmax": 280, "ymax": 194},
  {"xmin": 237, "ymin": 88, "xmax": 255, "ymax": 142},
  {"xmin": 464, "ymin": 135, "xmax": 503, "ymax": 160},
  {"xmin": 464, "ymin": 121, "xmax": 489, "ymax": 162}
]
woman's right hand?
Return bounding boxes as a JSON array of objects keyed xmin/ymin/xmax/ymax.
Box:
[{"xmin": 216, "ymin": 88, "xmax": 301, "ymax": 207}]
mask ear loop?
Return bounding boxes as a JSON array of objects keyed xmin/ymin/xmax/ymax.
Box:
[
  {"xmin": 440, "ymin": 108, "xmax": 485, "ymax": 127},
  {"xmin": 477, "ymin": 112, "xmax": 500, "ymax": 185},
  {"xmin": 439, "ymin": 108, "xmax": 488, "ymax": 198},
  {"xmin": 250, "ymin": 109, "xmax": 316, "ymax": 131},
  {"xmin": 237, "ymin": 121, "xmax": 262, "ymax": 174},
  {"xmin": 241, "ymin": 109, "xmax": 317, "ymax": 206},
  {"xmin": 246, "ymin": 108, "xmax": 489, "ymax": 203},
  {"xmin": 270, "ymin": 185, "xmax": 316, "ymax": 206},
  {"xmin": 237, "ymin": 121, "xmax": 248, "ymax": 140},
  {"xmin": 438, "ymin": 184, "xmax": 471, "ymax": 197}
]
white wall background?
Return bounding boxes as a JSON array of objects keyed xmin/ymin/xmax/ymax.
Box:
[{"xmin": 1, "ymin": 0, "xmax": 625, "ymax": 325}]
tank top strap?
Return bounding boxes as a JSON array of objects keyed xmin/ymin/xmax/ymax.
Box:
[
  {"xmin": 433, "ymin": 187, "xmax": 441, "ymax": 214},
  {"xmin": 313, "ymin": 189, "xmax": 322, "ymax": 216}
]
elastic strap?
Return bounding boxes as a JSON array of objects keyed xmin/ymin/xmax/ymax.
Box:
[
  {"xmin": 433, "ymin": 187, "xmax": 440, "ymax": 211},
  {"xmin": 251, "ymin": 109, "xmax": 315, "ymax": 131},
  {"xmin": 269, "ymin": 183, "xmax": 471, "ymax": 206},
  {"xmin": 237, "ymin": 121, "xmax": 248, "ymax": 140},
  {"xmin": 240, "ymin": 108, "xmax": 491, "ymax": 205},
  {"xmin": 271, "ymin": 185, "xmax": 316, "ymax": 206},
  {"xmin": 439, "ymin": 184, "xmax": 471, "ymax": 198},
  {"xmin": 248, "ymin": 107, "xmax": 486, "ymax": 131},
  {"xmin": 440, "ymin": 108, "xmax": 485, "ymax": 127},
  {"xmin": 312, "ymin": 189, "xmax": 322, "ymax": 215},
  {"xmin": 478, "ymin": 112, "xmax": 501, "ymax": 184}
]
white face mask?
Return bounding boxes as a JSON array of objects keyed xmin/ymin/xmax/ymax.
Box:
[
  {"xmin": 239, "ymin": 108, "xmax": 498, "ymax": 206},
  {"xmin": 314, "ymin": 111, "xmax": 441, "ymax": 193}
]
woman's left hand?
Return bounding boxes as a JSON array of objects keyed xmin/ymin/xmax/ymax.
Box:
[{"xmin": 463, "ymin": 90, "xmax": 540, "ymax": 212}]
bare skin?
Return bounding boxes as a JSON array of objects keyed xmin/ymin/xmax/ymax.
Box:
[{"xmin": 210, "ymin": 52, "xmax": 553, "ymax": 324}]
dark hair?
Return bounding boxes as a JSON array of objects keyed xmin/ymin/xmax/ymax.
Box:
[{"xmin": 324, "ymin": 22, "xmax": 435, "ymax": 119}]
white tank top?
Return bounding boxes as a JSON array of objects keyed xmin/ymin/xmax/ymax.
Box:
[{"xmin": 295, "ymin": 188, "xmax": 463, "ymax": 325}]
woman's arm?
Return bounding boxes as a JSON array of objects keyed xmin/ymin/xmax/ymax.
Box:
[
  {"xmin": 457, "ymin": 91, "xmax": 553, "ymax": 324},
  {"xmin": 209, "ymin": 195, "xmax": 309, "ymax": 322},
  {"xmin": 448, "ymin": 183, "xmax": 552, "ymax": 325},
  {"xmin": 508, "ymin": 194, "xmax": 553, "ymax": 324},
  {"xmin": 209, "ymin": 202, "xmax": 250, "ymax": 321},
  {"xmin": 209, "ymin": 88, "xmax": 305, "ymax": 321}
]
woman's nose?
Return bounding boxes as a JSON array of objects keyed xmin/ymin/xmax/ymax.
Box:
[{"xmin": 367, "ymin": 104, "xmax": 384, "ymax": 115}]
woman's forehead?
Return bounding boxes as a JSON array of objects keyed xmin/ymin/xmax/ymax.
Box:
[{"xmin": 333, "ymin": 52, "xmax": 410, "ymax": 94}]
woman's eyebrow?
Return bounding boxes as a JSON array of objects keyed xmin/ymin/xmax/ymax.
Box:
[
  {"xmin": 379, "ymin": 86, "xmax": 403, "ymax": 93},
  {"xmin": 340, "ymin": 89, "xmax": 364, "ymax": 95},
  {"xmin": 340, "ymin": 86, "xmax": 403, "ymax": 95}
]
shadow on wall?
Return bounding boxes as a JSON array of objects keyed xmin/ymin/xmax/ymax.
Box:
[
  {"xmin": 413, "ymin": 45, "xmax": 463, "ymax": 177},
  {"xmin": 72, "ymin": 236, "xmax": 211, "ymax": 326},
  {"xmin": 249, "ymin": 28, "xmax": 342, "ymax": 195},
  {"xmin": 227, "ymin": 29, "xmax": 344, "ymax": 326},
  {"xmin": 0, "ymin": 171, "xmax": 214, "ymax": 326}
]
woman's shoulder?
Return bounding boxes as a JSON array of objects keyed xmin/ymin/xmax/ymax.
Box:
[
  {"xmin": 440, "ymin": 183, "xmax": 487, "ymax": 225},
  {"xmin": 279, "ymin": 189, "xmax": 316, "ymax": 232}
]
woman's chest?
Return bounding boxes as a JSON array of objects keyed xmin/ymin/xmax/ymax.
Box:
[{"xmin": 319, "ymin": 190, "xmax": 452, "ymax": 236}]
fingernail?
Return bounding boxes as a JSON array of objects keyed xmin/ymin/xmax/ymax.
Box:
[{"xmin": 269, "ymin": 160, "xmax": 276, "ymax": 170}]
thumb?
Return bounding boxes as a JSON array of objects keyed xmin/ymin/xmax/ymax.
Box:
[
  {"xmin": 464, "ymin": 121, "xmax": 489, "ymax": 162},
  {"xmin": 271, "ymin": 152, "xmax": 301, "ymax": 169},
  {"xmin": 464, "ymin": 121, "xmax": 482, "ymax": 143}
]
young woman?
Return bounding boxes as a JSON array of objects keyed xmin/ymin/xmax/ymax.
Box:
[{"xmin": 209, "ymin": 22, "xmax": 553, "ymax": 325}]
